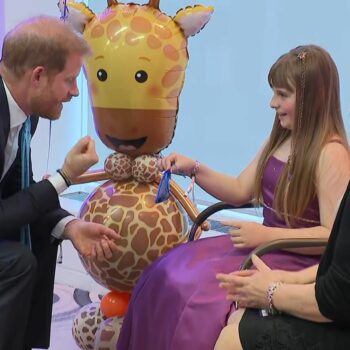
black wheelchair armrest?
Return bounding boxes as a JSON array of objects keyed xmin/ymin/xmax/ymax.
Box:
[
  {"xmin": 188, "ymin": 202, "xmax": 328, "ymax": 271},
  {"xmin": 239, "ymin": 238, "xmax": 328, "ymax": 270},
  {"xmin": 188, "ymin": 201, "xmax": 254, "ymax": 241}
]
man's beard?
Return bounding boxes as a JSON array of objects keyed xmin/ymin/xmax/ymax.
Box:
[{"xmin": 30, "ymin": 90, "xmax": 62, "ymax": 120}]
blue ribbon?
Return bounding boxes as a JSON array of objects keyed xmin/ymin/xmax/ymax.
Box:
[
  {"xmin": 20, "ymin": 118, "xmax": 32, "ymax": 250},
  {"xmin": 155, "ymin": 169, "xmax": 171, "ymax": 203}
]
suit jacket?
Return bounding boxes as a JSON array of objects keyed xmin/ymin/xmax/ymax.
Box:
[{"xmin": 0, "ymin": 76, "xmax": 70, "ymax": 239}]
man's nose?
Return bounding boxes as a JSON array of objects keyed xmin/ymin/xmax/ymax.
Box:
[{"xmin": 70, "ymin": 81, "xmax": 79, "ymax": 97}]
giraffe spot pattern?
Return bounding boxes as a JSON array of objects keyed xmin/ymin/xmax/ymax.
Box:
[
  {"xmin": 111, "ymin": 207, "xmax": 123, "ymax": 222},
  {"xmin": 131, "ymin": 228, "xmax": 149, "ymax": 255},
  {"xmin": 163, "ymin": 44, "xmax": 180, "ymax": 61},
  {"xmin": 149, "ymin": 227, "xmax": 162, "ymax": 245},
  {"xmin": 107, "ymin": 19, "xmax": 122, "ymax": 42},
  {"xmin": 91, "ymin": 24, "xmax": 105, "ymax": 39},
  {"xmin": 147, "ymin": 84, "xmax": 162, "ymax": 97},
  {"xmin": 157, "ymin": 12, "xmax": 170, "ymax": 23},
  {"xmin": 167, "ymin": 90, "xmax": 180, "ymax": 107},
  {"xmin": 160, "ymin": 217, "xmax": 172, "ymax": 232},
  {"xmin": 131, "ymin": 16, "xmax": 152, "ymax": 33},
  {"xmin": 118, "ymin": 251, "xmax": 135, "ymax": 270},
  {"xmin": 167, "ymin": 87, "xmax": 181, "ymax": 98},
  {"xmin": 125, "ymin": 31, "xmax": 139, "ymax": 46},
  {"xmin": 147, "ymin": 34, "xmax": 162, "ymax": 49},
  {"xmin": 138, "ymin": 210, "xmax": 159, "ymax": 227},
  {"xmin": 72, "ymin": 303, "xmax": 107, "ymax": 350},
  {"xmin": 154, "ymin": 24, "xmax": 172, "ymax": 39},
  {"xmin": 89, "ymin": 81, "xmax": 99, "ymax": 96},
  {"xmin": 100, "ymin": 329, "xmax": 115, "ymax": 341},
  {"xmin": 79, "ymin": 179, "xmax": 188, "ymax": 292},
  {"xmin": 162, "ymin": 65, "xmax": 183, "ymax": 88}
]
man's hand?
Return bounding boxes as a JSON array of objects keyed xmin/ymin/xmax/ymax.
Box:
[
  {"xmin": 62, "ymin": 136, "xmax": 99, "ymax": 183},
  {"xmin": 63, "ymin": 219, "xmax": 120, "ymax": 261}
]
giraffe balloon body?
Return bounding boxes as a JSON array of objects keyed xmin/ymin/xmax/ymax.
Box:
[{"xmin": 59, "ymin": 1, "xmax": 213, "ymax": 348}]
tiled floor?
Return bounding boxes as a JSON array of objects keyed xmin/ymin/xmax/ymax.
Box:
[
  {"xmin": 33, "ymin": 284, "xmax": 101, "ymax": 350},
  {"xmin": 45, "ymin": 284, "xmax": 83, "ymax": 350}
]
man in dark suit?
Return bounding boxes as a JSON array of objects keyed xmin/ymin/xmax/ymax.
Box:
[{"xmin": 0, "ymin": 16, "xmax": 120, "ymax": 350}]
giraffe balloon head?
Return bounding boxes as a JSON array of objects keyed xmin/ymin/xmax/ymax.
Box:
[{"xmin": 59, "ymin": 0, "xmax": 213, "ymax": 158}]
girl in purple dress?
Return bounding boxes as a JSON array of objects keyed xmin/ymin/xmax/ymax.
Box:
[{"xmin": 117, "ymin": 45, "xmax": 350, "ymax": 350}]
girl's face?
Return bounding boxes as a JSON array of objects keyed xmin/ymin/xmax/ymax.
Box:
[{"xmin": 270, "ymin": 87, "xmax": 296, "ymax": 130}]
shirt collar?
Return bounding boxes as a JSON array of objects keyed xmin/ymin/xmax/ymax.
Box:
[{"xmin": 2, "ymin": 79, "xmax": 28, "ymax": 128}]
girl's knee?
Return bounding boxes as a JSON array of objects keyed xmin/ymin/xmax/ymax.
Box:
[
  {"xmin": 214, "ymin": 324, "xmax": 235, "ymax": 350},
  {"xmin": 214, "ymin": 323, "xmax": 243, "ymax": 350}
]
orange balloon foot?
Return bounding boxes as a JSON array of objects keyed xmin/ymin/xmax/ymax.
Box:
[{"xmin": 100, "ymin": 291, "xmax": 131, "ymax": 318}]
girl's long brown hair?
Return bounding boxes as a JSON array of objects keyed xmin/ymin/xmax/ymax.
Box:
[{"xmin": 254, "ymin": 45, "xmax": 348, "ymax": 225}]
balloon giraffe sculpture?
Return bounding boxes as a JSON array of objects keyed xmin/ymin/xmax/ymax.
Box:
[{"xmin": 58, "ymin": 0, "xmax": 213, "ymax": 348}]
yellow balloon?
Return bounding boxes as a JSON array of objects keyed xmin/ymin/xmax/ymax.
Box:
[
  {"xmin": 60, "ymin": 0, "xmax": 213, "ymax": 157},
  {"xmin": 83, "ymin": 4, "xmax": 188, "ymax": 157}
]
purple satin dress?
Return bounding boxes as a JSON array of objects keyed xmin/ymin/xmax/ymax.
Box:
[{"xmin": 117, "ymin": 156, "xmax": 321, "ymax": 350}]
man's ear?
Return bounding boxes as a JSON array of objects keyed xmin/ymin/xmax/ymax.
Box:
[{"xmin": 31, "ymin": 66, "xmax": 46, "ymax": 87}]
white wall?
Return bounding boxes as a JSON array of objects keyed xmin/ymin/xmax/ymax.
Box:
[
  {"xmin": 3, "ymin": 0, "xmax": 350, "ymax": 199},
  {"xmin": 0, "ymin": 1, "xmax": 4, "ymax": 44},
  {"xmin": 86, "ymin": 0, "xmax": 350, "ymax": 202}
]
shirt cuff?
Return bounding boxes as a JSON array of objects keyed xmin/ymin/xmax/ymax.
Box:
[
  {"xmin": 51, "ymin": 215, "xmax": 76, "ymax": 239},
  {"xmin": 47, "ymin": 173, "xmax": 68, "ymax": 194}
]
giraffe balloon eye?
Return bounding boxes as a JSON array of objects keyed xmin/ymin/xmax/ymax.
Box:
[
  {"xmin": 97, "ymin": 69, "xmax": 108, "ymax": 82},
  {"xmin": 135, "ymin": 70, "xmax": 148, "ymax": 83}
]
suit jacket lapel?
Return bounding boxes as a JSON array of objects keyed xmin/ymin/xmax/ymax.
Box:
[{"xmin": 0, "ymin": 76, "xmax": 11, "ymax": 177}]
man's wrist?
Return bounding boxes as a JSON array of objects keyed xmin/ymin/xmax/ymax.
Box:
[
  {"xmin": 57, "ymin": 168, "xmax": 73, "ymax": 186},
  {"xmin": 51, "ymin": 216, "xmax": 76, "ymax": 240},
  {"xmin": 47, "ymin": 173, "xmax": 68, "ymax": 194},
  {"xmin": 63, "ymin": 218, "xmax": 79, "ymax": 240}
]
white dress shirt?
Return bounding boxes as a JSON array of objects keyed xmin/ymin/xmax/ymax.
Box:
[
  {"xmin": 1, "ymin": 81, "xmax": 27, "ymax": 181},
  {"xmin": 1, "ymin": 80, "xmax": 74, "ymax": 239}
]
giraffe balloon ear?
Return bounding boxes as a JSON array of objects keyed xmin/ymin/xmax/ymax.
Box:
[
  {"xmin": 58, "ymin": 0, "xmax": 95, "ymax": 33},
  {"xmin": 147, "ymin": 0, "xmax": 160, "ymax": 10},
  {"xmin": 107, "ymin": 0, "xmax": 118, "ymax": 6},
  {"xmin": 173, "ymin": 5, "xmax": 214, "ymax": 38}
]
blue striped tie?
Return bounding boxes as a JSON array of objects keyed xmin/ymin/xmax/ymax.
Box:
[{"xmin": 20, "ymin": 118, "xmax": 32, "ymax": 249}]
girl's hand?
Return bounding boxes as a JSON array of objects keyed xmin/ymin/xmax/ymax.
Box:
[
  {"xmin": 224, "ymin": 220, "xmax": 270, "ymax": 248},
  {"xmin": 158, "ymin": 153, "xmax": 197, "ymax": 177}
]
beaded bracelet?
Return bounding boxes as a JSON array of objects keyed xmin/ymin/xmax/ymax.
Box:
[
  {"xmin": 190, "ymin": 160, "xmax": 200, "ymax": 177},
  {"xmin": 57, "ymin": 168, "xmax": 72, "ymax": 187},
  {"xmin": 184, "ymin": 160, "xmax": 200, "ymax": 198},
  {"xmin": 267, "ymin": 281, "xmax": 282, "ymax": 315}
]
